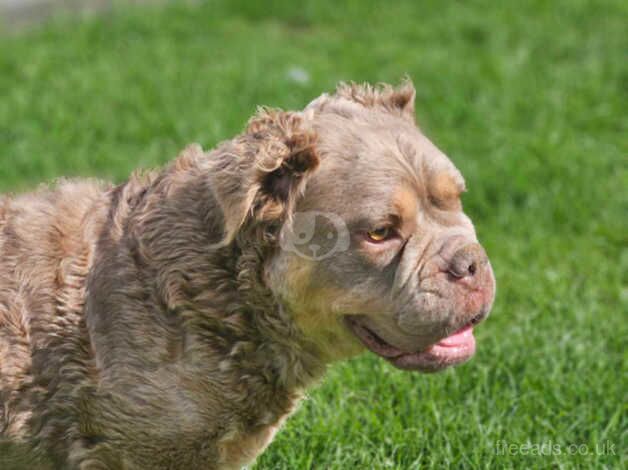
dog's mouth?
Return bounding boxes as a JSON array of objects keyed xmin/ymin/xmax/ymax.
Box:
[{"xmin": 344, "ymin": 313, "xmax": 485, "ymax": 372}]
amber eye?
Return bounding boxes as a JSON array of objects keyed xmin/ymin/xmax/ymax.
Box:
[{"xmin": 366, "ymin": 227, "xmax": 393, "ymax": 242}]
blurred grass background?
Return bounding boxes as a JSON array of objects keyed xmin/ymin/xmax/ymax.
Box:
[{"xmin": 1, "ymin": 0, "xmax": 626, "ymax": 468}]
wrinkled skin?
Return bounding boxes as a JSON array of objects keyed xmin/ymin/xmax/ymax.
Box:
[{"xmin": 268, "ymin": 85, "xmax": 495, "ymax": 371}]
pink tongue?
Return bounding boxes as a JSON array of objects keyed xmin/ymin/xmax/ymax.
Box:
[{"xmin": 437, "ymin": 324, "xmax": 474, "ymax": 347}]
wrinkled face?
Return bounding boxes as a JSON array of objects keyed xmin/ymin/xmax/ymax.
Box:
[{"xmin": 266, "ymin": 98, "xmax": 495, "ymax": 372}]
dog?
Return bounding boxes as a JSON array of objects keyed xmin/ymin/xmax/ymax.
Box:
[{"xmin": 0, "ymin": 81, "xmax": 495, "ymax": 469}]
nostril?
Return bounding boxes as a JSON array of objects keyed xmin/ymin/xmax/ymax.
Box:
[
  {"xmin": 468, "ymin": 262, "xmax": 477, "ymax": 276},
  {"xmin": 470, "ymin": 312, "xmax": 484, "ymax": 325},
  {"xmin": 448, "ymin": 260, "xmax": 476, "ymax": 278}
]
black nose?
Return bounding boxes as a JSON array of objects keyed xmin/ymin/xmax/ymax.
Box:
[{"xmin": 448, "ymin": 243, "xmax": 487, "ymax": 279}]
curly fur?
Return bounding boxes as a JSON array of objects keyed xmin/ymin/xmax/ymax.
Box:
[{"xmin": 0, "ymin": 107, "xmax": 323, "ymax": 468}]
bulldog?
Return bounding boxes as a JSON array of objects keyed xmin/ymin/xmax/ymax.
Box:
[{"xmin": 0, "ymin": 81, "xmax": 495, "ymax": 469}]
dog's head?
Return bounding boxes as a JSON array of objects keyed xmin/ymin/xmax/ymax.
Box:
[{"xmin": 208, "ymin": 80, "xmax": 495, "ymax": 372}]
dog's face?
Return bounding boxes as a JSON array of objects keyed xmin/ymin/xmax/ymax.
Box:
[
  {"xmin": 264, "ymin": 83, "xmax": 495, "ymax": 372},
  {"xmin": 209, "ymin": 81, "xmax": 495, "ymax": 372}
]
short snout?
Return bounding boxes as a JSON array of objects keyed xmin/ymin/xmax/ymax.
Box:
[
  {"xmin": 444, "ymin": 242, "xmax": 495, "ymax": 316},
  {"xmin": 345, "ymin": 237, "xmax": 496, "ymax": 372}
]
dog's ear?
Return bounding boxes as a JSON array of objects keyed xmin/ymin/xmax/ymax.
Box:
[
  {"xmin": 388, "ymin": 79, "xmax": 416, "ymax": 120},
  {"xmin": 329, "ymin": 79, "xmax": 416, "ymax": 122},
  {"xmin": 207, "ymin": 109, "xmax": 319, "ymax": 244}
]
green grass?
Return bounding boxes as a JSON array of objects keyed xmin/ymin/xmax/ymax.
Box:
[{"xmin": 1, "ymin": 0, "xmax": 626, "ymax": 468}]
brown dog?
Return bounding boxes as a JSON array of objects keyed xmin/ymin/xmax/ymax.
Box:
[{"xmin": 0, "ymin": 81, "xmax": 495, "ymax": 469}]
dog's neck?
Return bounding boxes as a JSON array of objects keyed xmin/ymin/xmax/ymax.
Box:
[
  {"xmin": 87, "ymin": 158, "xmax": 328, "ymax": 400},
  {"xmin": 227, "ymin": 240, "xmax": 328, "ymax": 389}
]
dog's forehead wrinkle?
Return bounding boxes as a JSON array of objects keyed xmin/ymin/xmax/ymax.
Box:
[
  {"xmin": 314, "ymin": 117, "xmax": 446, "ymax": 202},
  {"xmin": 415, "ymin": 137, "xmax": 464, "ymax": 183},
  {"xmin": 393, "ymin": 135, "xmax": 427, "ymax": 195}
]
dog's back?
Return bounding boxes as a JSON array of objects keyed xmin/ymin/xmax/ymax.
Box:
[{"xmin": 0, "ymin": 180, "xmax": 108, "ymax": 465}]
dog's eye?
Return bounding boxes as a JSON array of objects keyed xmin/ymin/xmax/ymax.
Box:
[{"xmin": 366, "ymin": 227, "xmax": 393, "ymax": 242}]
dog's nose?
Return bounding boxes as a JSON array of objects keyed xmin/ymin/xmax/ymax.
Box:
[{"xmin": 448, "ymin": 243, "xmax": 487, "ymax": 279}]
